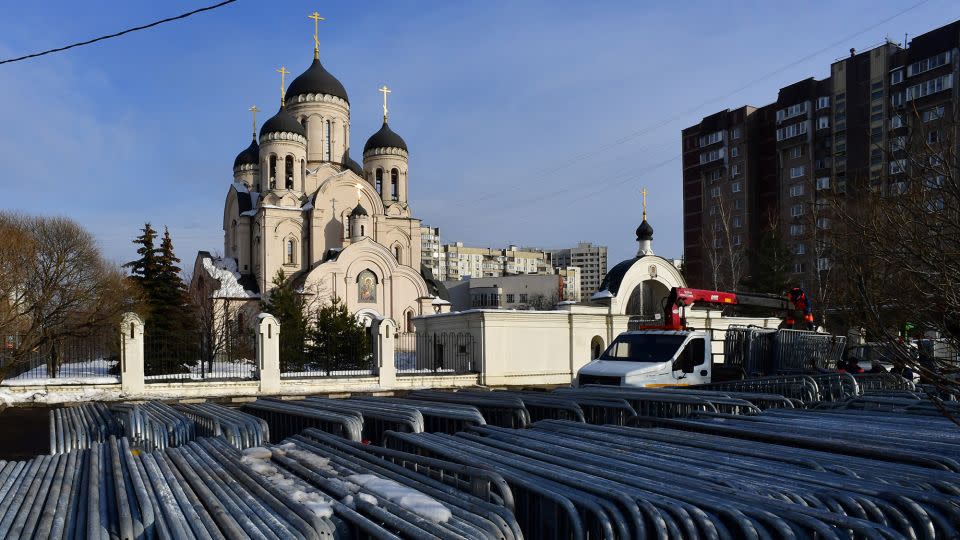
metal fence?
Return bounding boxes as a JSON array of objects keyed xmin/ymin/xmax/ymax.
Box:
[
  {"xmin": 144, "ymin": 327, "xmax": 256, "ymax": 383},
  {"xmin": 0, "ymin": 329, "xmax": 120, "ymax": 384},
  {"xmin": 280, "ymin": 331, "xmax": 374, "ymax": 378},
  {"xmin": 396, "ymin": 332, "xmax": 478, "ymax": 375},
  {"xmin": 723, "ymin": 327, "xmax": 845, "ymax": 376}
]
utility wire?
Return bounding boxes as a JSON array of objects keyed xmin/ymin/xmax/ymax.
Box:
[{"xmin": 0, "ymin": 0, "xmax": 237, "ymax": 65}]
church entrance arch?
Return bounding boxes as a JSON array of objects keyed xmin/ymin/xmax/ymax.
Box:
[
  {"xmin": 625, "ymin": 279, "xmax": 672, "ymax": 320},
  {"xmin": 354, "ymin": 308, "xmax": 381, "ymax": 328}
]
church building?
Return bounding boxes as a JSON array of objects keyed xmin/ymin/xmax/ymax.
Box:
[{"xmin": 195, "ymin": 20, "xmax": 448, "ymax": 330}]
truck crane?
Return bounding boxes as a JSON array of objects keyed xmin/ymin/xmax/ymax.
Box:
[{"xmin": 576, "ymin": 287, "xmax": 826, "ymax": 387}]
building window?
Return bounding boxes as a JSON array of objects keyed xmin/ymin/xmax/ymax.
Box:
[
  {"xmin": 709, "ymin": 186, "xmax": 721, "ymax": 198},
  {"xmin": 789, "ymin": 184, "xmax": 804, "ymax": 197},
  {"xmin": 734, "ymin": 199, "xmax": 744, "ymax": 210},
  {"xmin": 907, "ymin": 51, "xmax": 950, "ymax": 77},
  {"xmin": 788, "ymin": 146, "xmax": 803, "ymax": 159},
  {"xmin": 733, "ymin": 234, "xmax": 743, "ymax": 246},
  {"xmin": 890, "ymin": 115, "xmax": 905, "ymax": 129},
  {"xmin": 269, "ymin": 155, "xmax": 277, "ymax": 185},
  {"xmin": 890, "ymin": 159, "xmax": 906, "ymax": 174},
  {"xmin": 795, "ymin": 243, "xmax": 806, "ymax": 255},
  {"xmin": 927, "ymin": 130, "xmax": 940, "ymax": 144},
  {"xmin": 816, "ymin": 177, "xmax": 830, "ymax": 190},
  {"xmin": 791, "ymin": 204, "xmax": 804, "ymax": 217},
  {"xmin": 519, "ymin": 293, "xmax": 528, "ymax": 304},
  {"xmin": 790, "ymin": 224, "xmax": 804, "ymax": 236},
  {"xmin": 731, "ymin": 127, "xmax": 741, "ymax": 140},
  {"xmin": 776, "ymin": 121, "xmax": 808, "ymax": 141},
  {"xmin": 816, "ymin": 96, "xmax": 830, "ymax": 110},
  {"xmin": 699, "ymin": 147, "xmax": 725, "ymax": 164},
  {"xmin": 706, "ymin": 169, "xmax": 722, "ymax": 182},
  {"xmin": 793, "ymin": 262, "xmax": 806, "ymax": 274},
  {"xmin": 731, "ymin": 164, "xmax": 741, "ymax": 177},
  {"xmin": 375, "ymin": 168, "xmax": 383, "ymax": 192},
  {"xmin": 731, "ymin": 181, "xmax": 742, "ymax": 193},
  {"xmin": 390, "ymin": 168, "xmax": 400, "ymax": 200},
  {"xmin": 776, "ymin": 102, "xmax": 807, "ymax": 122},
  {"xmin": 890, "ymin": 69, "xmax": 904, "ymax": 85},
  {"xmin": 713, "ymin": 237, "xmax": 722, "ymax": 249},
  {"xmin": 325, "ymin": 119, "xmax": 332, "ymax": 160},
  {"xmin": 923, "ymin": 105, "xmax": 945, "ymax": 122},
  {"xmin": 732, "ymin": 216, "xmax": 743, "ymax": 228},
  {"xmin": 790, "ymin": 166, "xmax": 805, "ymax": 178},
  {"xmin": 285, "ymin": 238, "xmax": 296, "ymax": 265},
  {"xmin": 890, "ymin": 91, "xmax": 904, "ymax": 108},
  {"xmin": 394, "ymin": 245, "xmax": 402, "ymax": 262},
  {"xmin": 709, "ymin": 204, "xmax": 718, "ymax": 216},
  {"xmin": 506, "ymin": 293, "xmax": 515, "ymax": 303},
  {"xmin": 817, "ymin": 258, "xmax": 831, "ymax": 271},
  {"xmin": 284, "ymin": 155, "xmax": 294, "ymax": 189},
  {"xmin": 905, "ymin": 73, "xmax": 954, "ymax": 102},
  {"xmin": 817, "ymin": 116, "xmax": 829, "ymax": 130},
  {"xmin": 816, "ymin": 217, "xmax": 831, "ymax": 229},
  {"xmin": 698, "ymin": 131, "xmax": 723, "ymax": 147}
]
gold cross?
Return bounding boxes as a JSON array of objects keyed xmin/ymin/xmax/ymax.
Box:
[
  {"xmin": 641, "ymin": 187, "xmax": 648, "ymax": 220},
  {"xmin": 356, "ymin": 183, "xmax": 362, "ymax": 203},
  {"xmin": 276, "ymin": 66, "xmax": 290, "ymax": 106},
  {"xmin": 248, "ymin": 105, "xmax": 260, "ymax": 139},
  {"xmin": 378, "ymin": 85, "xmax": 391, "ymax": 122},
  {"xmin": 308, "ymin": 12, "xmax": 325, "ymax": 59}
]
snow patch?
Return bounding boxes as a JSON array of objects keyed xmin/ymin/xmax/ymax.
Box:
[
  {"xmin": 201, "ymin": 256, "xmax": 258, "ymax": 299},
  {"xmin": 241, "ymin": 444, "xmax": 335, "ymax": 519},
  {"xmin": 347, "ymin": 474, "xmax": 451, "ymax": 523}
]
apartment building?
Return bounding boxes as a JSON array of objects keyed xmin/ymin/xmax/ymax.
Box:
[
  {"xmin": 440, "ymin": 243, "xmax": 552, "ymax": 281},
  {"xmin": 548, "ymin": 242, "xmax": 608, "ymax": 302},
  {"xmin": 682, "ymin": 18, "xmax": 960, "ymax": 292},
  {"xmin": 420, "ymin": 225, "xmax": 442, "ymax": 276},
  {"xmin": 443, "ymin": 274, "xmax": 570, "ymax": 311}
]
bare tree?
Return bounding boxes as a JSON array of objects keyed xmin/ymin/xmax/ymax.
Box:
[
  {"xmin": 0, "ymin": 212, "xmax": 130, "ymax": 380},
  {"xmin": 701, "ymin": 192, "xmax": 748, "ymax": 291},
  {"xmin": 830, "ymin": 102, "xmax": 960, "ymax": 391},
  {"xmin": 804, "ymin": 195, "xmax": 835, "ymax": 326}
]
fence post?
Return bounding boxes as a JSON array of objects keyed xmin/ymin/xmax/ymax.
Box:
[
  {"xmin": 257, "ymin": 313, "xmax": 281, "ymax": 395},
  {"xmin": 120, "ymin": 312, "xmax": 145, "ymax": 395},
  {"xmin": 372, "ymin": 317, "xmax": 396, "ymax": 388}
]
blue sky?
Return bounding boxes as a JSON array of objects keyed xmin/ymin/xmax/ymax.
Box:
[{"xmin": 1, "ymin": 0, "xmax": 958, "ymax": 270}]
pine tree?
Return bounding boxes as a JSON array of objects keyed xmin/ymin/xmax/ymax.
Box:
[
  {"xmin": 154, "ymin": 227, "xmax": 186, "ymax": 310},
  {"xmin": 307, "ymin": 297, "xmax": 370, "ymax": 373},
  {"xmin": 261, "ymin": 270, "xmax": 308, "ymax": 372},
  {"xmin": 128, "ymin": 223, "xmax": 159, "ymax": 302}
]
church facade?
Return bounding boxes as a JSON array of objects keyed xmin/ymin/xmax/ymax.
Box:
[{"xmin": 199, "ymin": 36, "xmax": 448, "ymax": 330}]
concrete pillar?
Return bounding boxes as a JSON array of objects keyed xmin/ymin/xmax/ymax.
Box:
[
  {"xmin": 257, "ymin": 313, "xmax": 281, "ymax": 395},
  {"xmin": 372, "ymin": 317, "xmax": 397, "ymax": 388},
  {"xmin": 120, "ymin": 312, "xmax": 145, "ymax": 395}
]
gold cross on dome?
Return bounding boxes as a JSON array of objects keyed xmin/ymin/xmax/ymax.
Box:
[
  {"xmin": 308, "ymin": 12, "xmax": 325, "ymax": 59},
  {"xmin": 378, "ymin": 85, "xmax": 391, "ymax": 122},
  {"xmin": 248, "ymin": 105, "xmax": 260, "ymax": 139},
  {"xmin": 356, "ymin": 183, "xmax": 362, "ymax": 203},
  {"xmin": 276, "ymin": 66, "xmax": 290, "ymax": 106},
  {"xmin": 641, "ymin": 187, "xmax": 648, "ymax": 220}
]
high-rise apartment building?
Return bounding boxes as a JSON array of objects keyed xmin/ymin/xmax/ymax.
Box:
[
  {"xmin": 548, "ymin": 242, "xmax": 608, "ymax": 301},
  {"xmin": 420, "ymin": 225, "xmax": 441, "ymax": 276},
  {"xmin": 682, "ymin": 19, "xmax": 959, "ymax": 293},
  {"xmin": 440, "ymin": 243, "xmax": 552, "ymax": 280}
]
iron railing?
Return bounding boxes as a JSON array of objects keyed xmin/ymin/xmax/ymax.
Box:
[
  {"xmin": 280, "ymin": 331, "xmax": 374, "ymax": 378},
  {"xmin": 144, "ymin": 327, "xmax": 256, "ymax": 383},
  {"xmin": 723, "ymin": 327, "xmax": 845, "ymax": 376},
  {"xmin": 396, "ymin": 332, "xmax": 478, "ymax": 375},
  {"xmin": 0, "ymin": 329, "xmax": 120, "ymax": 384}
]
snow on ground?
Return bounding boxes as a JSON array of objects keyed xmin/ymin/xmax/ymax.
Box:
[
  {"xmin": 201, "ymin": 256, "xmax": 258, "ymax": 298},
  {"xmin": 143, "ymin": 360, "xmax": 256, "ymax": 381},
  {"xmin": 3, "ymin": 360, "xmax": 119, "ymax": 386}
]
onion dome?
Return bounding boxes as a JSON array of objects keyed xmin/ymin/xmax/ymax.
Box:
[
  {"xmin": 364, "ymin": 121, "xmax": 407, "ymax": 153},
  {"xmin": 233, "ymin": 139, "xmax": 259, "ymax": 169},
  {"xmin": 350, "ymin": 203, "xmax": 368, "ymax": 217},
  {"xmin": 260, "ymin": 106, "xmax": 305, "ymax": 138},
  {"xmin": 342, "ymin": 149, "xmax": 363, "ymax": 176},
  {"xmin": 286, "ymin": 58, "xmax": 349, "ymax": 103},
  {"xmin": 636, "ymin": 219, "xmax": 654, "ymax": 241}
]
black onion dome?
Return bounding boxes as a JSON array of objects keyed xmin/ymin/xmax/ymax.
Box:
[
  {"xmin": 636, "ymin": 219, "xmax": 654, "ymax": 241},
  {"xmin": 342, "ymin": 149, "xmax": 363, "ymax": 176},
  {"xmin": 350, "ymin": 203, "xmax": 368, "ymax": 217},
  {"xmin": 286, "ymin": 58, "xmax": 349, "ymax": 103},
  {"xmin": 364, "ymin": 121, "xmax": 407, "ymax": 153},
  {"xmin": 260, "ymin": 106, "xmax": 305, "ymax": 138},
  {"xmin": 233, "ymin": 139, "xmax": 259, "ymax": 169}
]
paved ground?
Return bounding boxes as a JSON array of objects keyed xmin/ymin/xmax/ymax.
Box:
[{"xmin": 0, "ymin": 406, "xmax": 51, "ymax": 459}]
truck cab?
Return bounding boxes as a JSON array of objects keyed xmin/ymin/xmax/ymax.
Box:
[{"xmin": 576, "ymin": 330, "xmax": 712, "ymax": 387}]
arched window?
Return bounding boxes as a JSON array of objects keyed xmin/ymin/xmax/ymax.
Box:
[
  {"xmin": 360, "ymin": 225, "xmax": 365, "ymax": 236},
  {"xmin": 325, "ymin": 120, "xmax": 332, "ymax": 160},
  {"xmin": 375, "ymin": 168, "xmax": 383, "ymax": 193},
  {"xmin": 300, "ymin": 159, "xmax": 305, "ymax": 185},
  {"xmin": 269, "ymin": 155, "xmax": 277, "ymax": 188},
  {"xmin": 285, "ymin": 238, "xmax": 296, "ymax": 265},
  {"xmin": 391, "ymin": 168, "xmax": 399, "ymax": 200},
  {"xmin": 230, "ymin": 220, "xmax": 237, "ymax": 252},
  {"xmin": 393, "ymin": 244, "xmax": 402, "ymax": 262},
  {"xmin": 405, "ymin": 310, "xmax": 415, "ymax": 332},
  {"xmin": 284, "ymin": 155, "xmax": 294, "ymax": 189}
]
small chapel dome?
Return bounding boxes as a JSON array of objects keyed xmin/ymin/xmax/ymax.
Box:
[
  {"xmin": 342, "ymin": 149, "xmax": 363, "ymax": 176},
  {"xmin": 636, "ymin": 220, "xmax": 654, "ymax": 241},
  {"xmin": 364, "ymin": 121, "xmax": 408, "ymax": 153},
  {"xmin": 286, "ymin": 58, "xmax": 349, "ymax": 103},
  {"xmin": 260, "ymin": 106, "xmax": 306, "ymax": 138},
  {"xmin": 233, "ymin": 139, "xmax": 260, "ymax": 169},
  {"xmin": 350, "ymin": 202, "xmax": 368, "ymax": 217}
]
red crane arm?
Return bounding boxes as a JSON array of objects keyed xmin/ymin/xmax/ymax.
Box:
[{"xmin": 661, "ymin": 287, "xmax": 801, "ymax": 330}]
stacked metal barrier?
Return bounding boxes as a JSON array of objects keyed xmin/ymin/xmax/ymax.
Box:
[
  {"xmin": 557, "ymin": 385, "xmax": 763, "ymax": 416},
  {"xmin": 241, "ymin": 398, "xmax": 365, "ymax": 441},
  {"xmin": 405, "ymin": 390, "xmax": 532, "ymax": 428},
  {"xmin": 49, "ymin": 403, "xmax": 122, "ymax": 454},
  {"xmin": 50, "ymin": 401, "xmax": 268, "ymax": 454},
  {"xmin": 384, "ymin": 420, "xmax": 960, "ymax": 539}
]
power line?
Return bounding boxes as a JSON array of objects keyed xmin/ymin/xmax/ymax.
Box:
[
  {"xmin": 460, "ymin": 0, "xmax": 932, "ymax": 206},
  {"xmin": 0, "ymin": 0, "xmax": 237, "ymax": 66}
]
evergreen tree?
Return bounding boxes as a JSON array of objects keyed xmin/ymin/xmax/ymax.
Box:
[
  {"xmin": 744, "ymin": 226, "xmax": 792, "ymax": 295},
  {"xmin": 261, "ymin": 270, "xmax": 308, "ymax": 372},
  {"xmin": 127, "ymin": 223, "xmax": 159, "ymax": 303},
  {"xmin": 307, "ymin": 297, "xmax": 371, "ymax": 373},
  {"xmin": 154, "ymin": 227, "xmax": 187, "ymax": 311}
]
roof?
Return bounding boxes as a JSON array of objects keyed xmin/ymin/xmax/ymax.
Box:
[
  {"xmin": 341, "ymin": 149, "xmax": 363, "ymax": 176},
  {"xmin": 260, "ymin": 106, "xmax": 305, "ymax": 138},
  {"xmin": 350, "ymin": 203, "xmax": 368, "ymax": 217},
  {"xmin": 286, "ymin": 58, "xmax": 349, "ymax": 103},
  {"xmin": 636, "ymin": 219, "xmax": 653, "ymax": 241},
  {"xmin": 421, "ymin": 264, "xmax": 450, "ymax": 301},
  {"xmin": 233, "ymin": 139, "xmax": 259, "ymax": 169},
  {"xmin": 596, "ymin": 257, "xmax": 639, "ymax": 296},
  {"xmin": 364, "ymin": 121, "xmax": 407, "ymax": 153}
]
